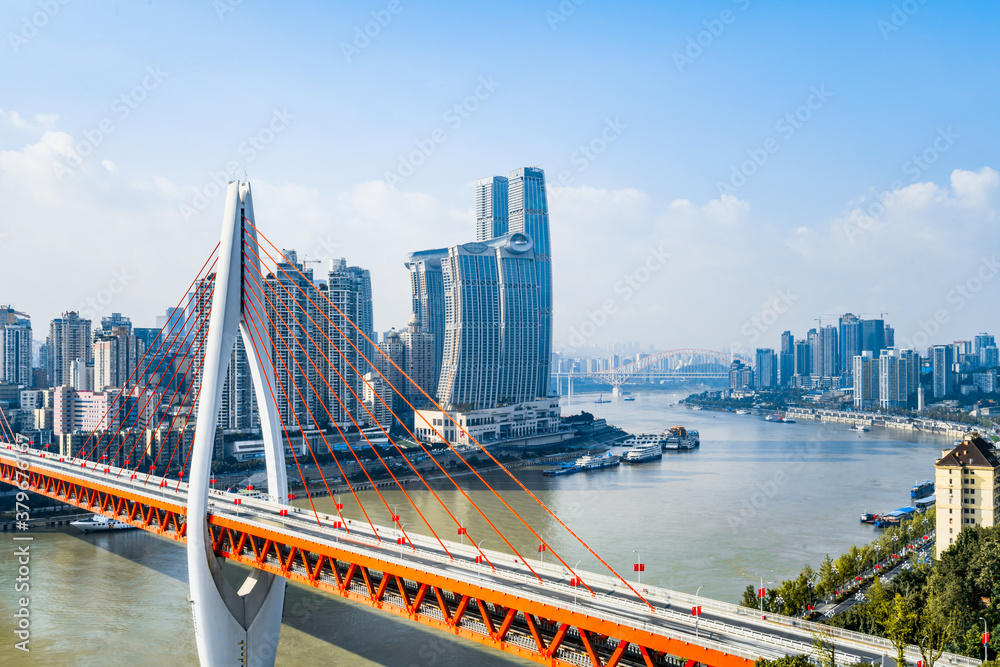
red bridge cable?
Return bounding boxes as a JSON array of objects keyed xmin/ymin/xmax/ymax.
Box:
[
  {"xmin": 73, "ymin": 247, "xmax": 219, "ymax": 465},
  {"xmin": 79, "ymin": 253, "xmax": 220, "ymax": 466},
  {"xmin": 97, "ymin": 284, "xmax": 217, "ymax": 474},
  {"xmin": 243, "ymin": 241, "xmax": 511, "ymax": 570},
  {"xmin": 126, "ymin": 299, "xmax": 215, "ymax": 485},
  {"xmin": 242, "ymin": 260, "xmax": 453, "ymax": 558},
  {"xmin": 239, "ymin": 264, "xmax": 383, "ymax": 538},
  {"xmin": 252, "ymin": 226, "xmax": 642, "ymax": 603},
  {"xmin": 246, "ymin": 235, "xmax": 560, "ymax": 585},
  {"xmin": 111, "ymin": 286, "xmax": 215, "ymax": 474},
  {"xmin": 241, "ymin": 272, "xmax": 396, "ymax": 540},
  {"xmin": 239, "ymin": 306, "xmax": 323, "ymax": 527},
  {"xmin": 0, "ymin": 405, "xmax": 16, "ymax": 444},
  {"xmin": 238, "ymin": 278, "xmax": 363, "ymax": 535}
]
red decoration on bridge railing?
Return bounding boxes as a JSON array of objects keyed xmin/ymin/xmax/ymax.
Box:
[
  {"xmin": 391, "ymin": 514, "xmax": 400, "ymax": 522},
  {"xmin": 287, "ymin": 493, "xmax": 296, "ymax": 499},
  {"xmin": 692, "ymin": 606, "xmax": 702, "ymax": 616},
  {"xmin": 233, "ymin": 498, "xmax": 242, "ymax": 505},
  {"xmin": 332, "ymin": 521, "xmax": 343, "ymax": 529},
  {"xmin": 457, "ymin": 527, "xmax": 467, "ymax": 535},
  {"xmin": 538, "ymin": 544, "xmax": 546, "ymax": 552},
  {"xmin": 571, "ymin": 577, "xmax": 582, "ymax": 586},
  {"xmin": 475, "ymin": 555, "xmax": 484, "ymax": 564},
  {"xmin": 396, "ymin": 537, "xmax": 406, "ymax": 545},
  {"xmin": 758, "ymin": 587, "xmax": 766, "ymax": 598},
  {"xmin": 634, "ymin": 563, "xmax": 645, "ymax": 572}
]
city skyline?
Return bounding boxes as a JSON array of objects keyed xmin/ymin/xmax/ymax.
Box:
[{"xmin": 0, "ymin": 2, "xmax": 998, "ymax": 351}]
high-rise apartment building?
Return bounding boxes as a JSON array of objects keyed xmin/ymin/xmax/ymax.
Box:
[
  {"xmin": 932, "ymin": 345, "xmax": 955, "ymax": 398},
  {"xmin": 265, "ymin": 251, "xmax": 323, "ymax": 430},
  {"xmin": 322, "ymin": 257, "xmax": 376, "ymax": 425},
  {"xmin": 793, "ymin": 339, "xmax": 811, "ymax": 379},
  {"xmin": 839, "ymin": 313, "xmax": 862, "ymax": 377},
  {"xmin": 399, "ymin": 314, "xmax": 436, "ymax": 404},
  {"xmin": 819, "ymin": 325, "xmax": 839, "ymax": 377},
  {"xmin": 754, "ymin": 348, "xmax": 777, "ymax": 389},
  {"xmin": 0, "ymin": 306, "xmax": 32, "ymax": 388},
  {"xmin": 935, "ymin": 436, "xmax": 1000, "ymax": 557},
  {"xmin": 853, "ymin": 352, "xmax": 879, "ymax": 409},
  {"xmin": 93, "ymin": 316, "xmax": 144, "ymax": 391},
  {"xmin": 878, "ymin": 348, "xmax": 918, "ymax": 410},
  {"xmin": 47, "ymin": 312, "xmax": 92, "ymax": 388},
  {"xmin": 779, "ymin": 331, "xmax": 794, "ymax": 387},
  {"xmin": 884, "ymin": 324, "xmax": 895, "ymax": 349}
]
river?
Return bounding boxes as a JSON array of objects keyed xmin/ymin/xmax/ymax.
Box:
[{"xmin": 1, "ymin": 390, "xmax": 953, "ymax": 666}]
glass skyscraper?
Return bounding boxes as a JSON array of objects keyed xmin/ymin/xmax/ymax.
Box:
[{"xmin": 412, "ymin": 166, "xmax": 554, "ymax": 409}]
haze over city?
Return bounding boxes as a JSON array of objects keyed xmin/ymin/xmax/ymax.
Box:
[{"xmin": 1, "ymin": 1, "xmax": 998, "ymax": 352}]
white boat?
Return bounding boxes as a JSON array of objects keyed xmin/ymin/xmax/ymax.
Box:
[
  {"xmin": 622, "ymin": 442, "xmax": 662, "ymax": 463},
  {"xmin": 735, "ymin": 409, "xmax": 748, "ymax": 415},
  {"xmin": 70, "ymin": 514, "xmax": 135, "ymax": 533},
  {"xmin": 852, "ymin": 424, "xmax": 870, "ymax": 432},
  {"xmin": 573, "ymin": 453, "xmax": 621, "ymax": 470}
]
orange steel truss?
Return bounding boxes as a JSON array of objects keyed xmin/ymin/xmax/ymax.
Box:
[{"xmin": 2, "ymin": 460, "xmax": 753, "ymax": 667}]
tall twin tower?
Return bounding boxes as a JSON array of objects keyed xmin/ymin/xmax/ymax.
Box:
[{"xmin": 406, "ymin": 167, "xmax": 553, "ymax": 410}]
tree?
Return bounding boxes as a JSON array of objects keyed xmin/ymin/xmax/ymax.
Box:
[
  {"xmin": 754, "ymin": 655, "xmax": 812, "ymax": 667},
  {"xmin": 881, "ymin": 594, "xmax": 918, "ymax": 667},
  {"xmin": 916, "ymin": 598, "xmax": 952, "ymax": 667},
  {"xmin": 818, "ymin": 555, "xmax": 836, "ymax": 598},
  {"xmin": 812, "ymin": 627, "xmax": 837, "ymax": 667}
]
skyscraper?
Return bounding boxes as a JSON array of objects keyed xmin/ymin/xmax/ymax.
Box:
[
  {"xmin": 322, "ymin": 257, "xmax": 376, "ymax": 425},
  {"xmin": 879, "ymin": 348, "xmax": 918, "ymax": 410},
  {"xmin": 399, "ymin": 314, "xmax": 435, "ymax": 404},
  {"xmin": 779, "ymin": 331, "xmax": 794, "ymax": 387},
  {"xmin": 853, "ymin": 352, "xmax": 879, "ymax": 409},
  {"xmin": 475, "ymin": 176, "xmax": 509, "ymax": 241},
  {"xmin": 793, "ymin": 339, "xmax": 811, "ymax": 379},
  {"xmin": 47, "ymin": 312, "xmax": 92, "ymax": 388},
  {"xmin": 507, "ymin": 167, "xmax": 552, "ymax": 398},
  {"xmin": 265, "ymin": 251, "xmax": 322, "ymax": 430},
  {"xmin": 819, "ymin": 325, "xmax": 839, "ymax": 377},
  {"xmin": 861, "ymin": 318, "xmax": 886, "ymax": 357},
  {"xmin": 0, "ymin": 306, "xmax": 32, "ymax": 388},
  {"xmin": 839, "ymin": 313, "xmax": 862, "ymax": 378},
  {"xmin": 754, "ymin": 348, "xmax": 777, "ymax": 389},
  {"xmin": 405, "ymin": 248, "xmax": 447, "ymax": 390},
  {"xmin": 93, "ymin": 315, "xmax": 144, "ymax": 391},
  {"xmin": 411, "ymin": 166, "xmax": 553, "ymax": 408},
  {"xmin": 932, "ymin": 345, "xmax": 954, "ymax": 398},
  {"xmin": 437, "ymin": 233, "xmax": 541, "ymax": 410}
]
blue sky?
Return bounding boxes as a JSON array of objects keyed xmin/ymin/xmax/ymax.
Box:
[{"xmin": 1, "ymin": 0, "xmax": 998, "ymax": 354}]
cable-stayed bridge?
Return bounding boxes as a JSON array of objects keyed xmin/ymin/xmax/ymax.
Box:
[{"xmin": 0, "ymin": 182, "xmax": 977, "ymax": 667}]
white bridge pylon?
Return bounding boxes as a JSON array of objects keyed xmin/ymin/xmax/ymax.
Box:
[{"xmin": 187, "ymin": 181, "xmax": 288, "ymax": 666}]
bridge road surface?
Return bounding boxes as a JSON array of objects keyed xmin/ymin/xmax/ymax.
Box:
[{"xmin": 4, "ymin": 447, "xmax": 980, "ymax": 667}]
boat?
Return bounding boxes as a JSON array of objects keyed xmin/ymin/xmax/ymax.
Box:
[
  {"xmin": 911, "ymin": 480, "xmax": 934, "ymax": 500},
  {"xmin": 622, "ymin": 393, "xmax": 636, "ymax": 402},
  {"xmin": 781, "ymin": 418, "xmax": 796, "ymax": 423},
  {"xmin": 874, "ymin": 507, "xmax": 916, "ymax": 528},
  {"xmin": 663, "ymin": 426, "xmax": 700, "ymax": 450},
  {"xmin": 860, "ymin": 512, "xmax": 878, "ymax": 524},
  {"xmin": 690, "ymin": 405, "xmax": 702, "ymax": 411},
  {"xmin": 622, "ymin": 441, "xmax": 663, "ymax": 463},
  {"xmin": 735, "ymin": 409, "xmax": 748, "ymax": 415},
  {"xmin": 915, "ymin": 495, "xmax": 936, "ymax": 511},
  {"xmin": 574, "ymin": 453, "xmax": 621, "ymax": 471},
  {"xmin": 594, "ymin": 393, "xmax": 611, "ymax": 404},
  {"xmin": 71, "ymin": 514, "xmax": 135, "ymax": 533},
  {"xmin": 852, "ymin": 424, "xmax": 870, "ymax": 432},
  {"xmin": 764, "ymin": 415, "xmax": 773, "ymax": 421},
  {"xmin": 543, "ymin": 463, "xmax": 582, "ymax": 476}
]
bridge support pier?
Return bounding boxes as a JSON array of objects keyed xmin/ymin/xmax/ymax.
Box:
[{"xmin": 187, "ymin": 181, "xmax": 288, "ymax": 666}]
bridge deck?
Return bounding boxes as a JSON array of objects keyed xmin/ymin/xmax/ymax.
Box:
[{"xmin": 1, "ymin": 446, "xmax": 979, "ymax": 667}]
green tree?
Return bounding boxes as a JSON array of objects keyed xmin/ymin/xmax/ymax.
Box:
[
  {"xmin": 754, "ymin": 655, "xmax": 812, "ymax": 667},
  {"xmin": 881, "ymin": 594, "xmax": 918, "ymax": 667},
  {"xmin": 916, "ymin": 598, "xmax": 952, "ymax": 667},
  {"xmin": 817, "ymin": 555, "xmax": 836, "ymax": 598},
  {"xmin": 812, "ymin": 627, "xmax": 837, "ymax": 667}
]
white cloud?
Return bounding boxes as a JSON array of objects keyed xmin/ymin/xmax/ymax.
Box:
[{"xmin": 102, "ymin": 159, "xmax": 118, "ymax": 174}]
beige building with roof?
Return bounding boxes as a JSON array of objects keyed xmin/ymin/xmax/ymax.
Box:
[{"xmin": 934, "ymin": 435, "xmax": 1000, "ymax": 558}]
